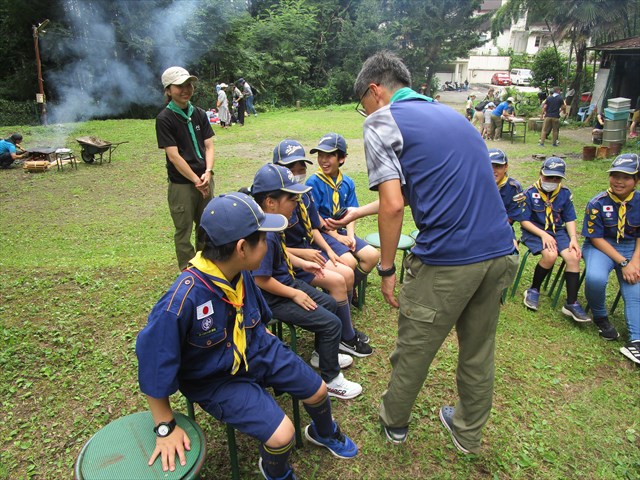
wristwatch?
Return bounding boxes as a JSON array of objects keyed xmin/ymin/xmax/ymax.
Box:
[
  {"xmin": 154, "ymin": 419, "xmax": 177, "ymax": 437},
  {"xmin": 619, "ymin": 258, "xmax": 630, "ymax": 268},
  {"xmin": 376, "ymin": 263, "xmax": 396, "ymax": 277},
  {"xmin": 206, "ymin": 168, "xmax": 214, "ymax": 175}
]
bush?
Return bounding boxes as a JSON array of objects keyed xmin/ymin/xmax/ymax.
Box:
[{"xmin": 0, "ymin": 99, "xmax": 40, "ymax": 126}]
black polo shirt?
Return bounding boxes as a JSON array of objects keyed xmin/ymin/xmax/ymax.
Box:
[
  {"xmin": 544, "ymin": 94, "xmax": 564, "ymax": 118},
  {"xmin": 156, "ymin": 105, "xmax": 214, "ymax": 184}
]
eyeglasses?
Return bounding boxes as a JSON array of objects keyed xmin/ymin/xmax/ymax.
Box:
[{"xmin": 355, "ymin": 86, "xmax": 371, "ymax": 117}]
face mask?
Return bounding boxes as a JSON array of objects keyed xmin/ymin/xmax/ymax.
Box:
[
  {"xmin": 541, "ymin": 181, "xmax": 559, "ymax": 193},
  {"xmin": 293, "ymin": 174, "xmax": 306, "ymax": 184}
]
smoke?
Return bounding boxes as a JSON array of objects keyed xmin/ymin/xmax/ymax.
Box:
[{"xmin": 44, "ymin": 0, "xmax": 208, "ymax": 123}]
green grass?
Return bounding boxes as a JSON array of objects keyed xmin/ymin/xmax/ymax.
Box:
[{"xmin": 1, "ymin": 107, "xmax": 639, "ymax": 479}]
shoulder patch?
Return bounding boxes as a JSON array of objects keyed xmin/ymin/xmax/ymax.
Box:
[
  {"xmin": 513, "ymin": 192, "xmax": 525, "ymax": 203},
  {"xmin": 166, "ymin": 274, "xmax": 196, "ymax": 316}
]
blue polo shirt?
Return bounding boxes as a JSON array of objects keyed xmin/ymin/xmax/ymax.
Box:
[
  {"xmin": 492, "ymin": 101, "xmax": 510, "ymax": 117},
  {"xmin": 253, "ymin": 231, "xmax": 296, "ymax": 286},
  {"xmin": 136, "ymin": 268, "xmax": 272, "ymax": 399},
  {"xmin": 522, "ymin": 184, "xmax": 576, "ymax": 230},
  {"xmin": 582, "ymin": 190, "xmax": 640, "ymax": 240},
  {"xmin": 0, "ymin": 140, "xmax": 17, "ymax": 156},
  {"xmin": 306, "ymin": 173, "xmax": 359, "ymax": 220},
  {"xmin": 285, "ymin": 192, "xmax": 321, "ymax": 248},
  {"xmin": 499, "ymin": 177, "xmax": 525, "ymax": 223},
  {"xmin": 363, "ymin": 94, "xmax": 514, "ymax": 266}
]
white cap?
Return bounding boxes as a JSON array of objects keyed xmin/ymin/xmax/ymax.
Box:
[
  {"xmin": 161, "ymin": 67, "xmax": 198, "ymax": 88},
  {"xmin": 219, "ymin": 82, "xmax": 228, "ymax": 88},
  {"xmin": 507, "ymin": 96, "xmax": 515, "ymax": 102}
]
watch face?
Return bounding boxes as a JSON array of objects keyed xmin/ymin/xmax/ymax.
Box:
[{"xmin": 158, "ymin": 425, "xmax": 170, "ymax": 436}]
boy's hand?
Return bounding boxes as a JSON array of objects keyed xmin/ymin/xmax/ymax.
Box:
[
  {"xmin": 325, "ymin": 248, "xmax": 341, "ymax": 266},
  {"xmin": 336, "ymin": 234, "xmax": 356, "ymax": 250},
  {"xmin": 301, "ymin": 260, "xmax": 325, "ymax": 279},
  {"xmin": 291, "ymin": 290, "xmax": 317, "ymax": 310},
  {"xmin": 148, "ymin": 425, "xmax": 191, "ymax": 472},
  {"xmin": 568, "ymin": 237, "xmax": 582, "ymax": 260},
  {"xmin": 298, "ymin": 249, "xmax": 327, "ymax": 265},
  {"xmin": 540, "ymin": 232, "xmax": 557, "ymax": 252}
]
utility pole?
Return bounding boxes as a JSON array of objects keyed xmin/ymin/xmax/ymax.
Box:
[{"xmin": 33, "ymin": 19, "xmax": 49, "ymax": 125}]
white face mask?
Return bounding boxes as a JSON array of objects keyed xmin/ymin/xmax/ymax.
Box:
[
  {"xmin": 541, "ymin": 181, "xmax": 559, "ymax": 193},
  {"xmin": 293, "ymin": 174, "xmax": 306, "ymax": 184}
]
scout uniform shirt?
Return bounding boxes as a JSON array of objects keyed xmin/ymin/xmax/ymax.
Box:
[
  {"xmin": 285, "ymin": 192, "xmax": 321, "ymax": 249},
  {"xmin": 498, "ymin": 176, "xmax": 525, "ymax": 224},
  {"xmin": 581, "ymin": 190, "xmax": 640, "ymax": 241},
  {"xmin": 522, "ymin": 184, "xmax": 576, "ymax": 231}
]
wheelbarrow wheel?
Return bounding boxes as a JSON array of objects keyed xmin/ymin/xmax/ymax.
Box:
[{"xmin": 82, "ymin": 150, "xmax": 95, "ymax": 163}]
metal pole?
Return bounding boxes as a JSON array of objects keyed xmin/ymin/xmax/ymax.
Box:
[{"xmin": 33, "ymin": 23, "xmax": 48, "ymax": 125}]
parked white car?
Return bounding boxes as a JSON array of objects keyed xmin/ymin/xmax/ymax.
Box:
[{"xmin": 510, "ymin": 68, "xmax": 532, "ymax": 86}]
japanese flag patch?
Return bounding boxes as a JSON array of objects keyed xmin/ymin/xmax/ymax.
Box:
[
  {"xmin": 532, "ymin": 192, "xmax": 541, "ymax": 199},
  {"xmin": 197, "ymin": 300, "xmax": 214, "ymax": 319},
  {"xmin": 603, "ymin": 205, "xmax": 614, "ymax": 212}
]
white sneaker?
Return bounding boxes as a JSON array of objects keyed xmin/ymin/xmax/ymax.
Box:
[
  {"xmin": 310, "ymin": 351, "xmax": 353, "ymax": 369},
  {"xmin": 326, "ymin": 372, "xmax": 362, "ymax": 400}
]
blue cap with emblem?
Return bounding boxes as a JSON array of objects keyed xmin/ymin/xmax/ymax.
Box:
[
  {"xmin": 488, "ymin": 148, "xmax": 508, "ymax": 165},
  {"xmin": 608, "ymin": 153, "xmax": 639, "ymax": 175},
  {"xmin": 272, "ymin": 139, "xmax": 312, "ymax": 165},
  {"xmin": 252, "ymin": 164, "xmax": 312, "ymax": 195},
  {"xmin": 200, "ymin": 192, "xmax": 288, "ymax": 246},
  {"xmin": 541, "ymin": 157, "xmax": 567, "ymax": 179},
  {"xmin": 310, "ymin": 132, "xmax": 348, "ymax": 155}
]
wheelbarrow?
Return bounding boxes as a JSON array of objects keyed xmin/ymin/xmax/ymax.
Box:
[{"xmin": 76, "ymin": 136, "xmax": 128, "ymax": 164}]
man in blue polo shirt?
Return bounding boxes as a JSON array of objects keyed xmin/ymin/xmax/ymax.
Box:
[
  {"xmin": 339, "ymin": 51, "xmax": 518, "ymax": 453},
  {"xmin": 0, "ymin": 133, "xmax": 26, "ymax": 169},
  {"xmin": 489, "ymin": 97, "xmax": 514, "ymax": 140}
]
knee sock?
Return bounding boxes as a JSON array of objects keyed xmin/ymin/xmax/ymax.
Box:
[
  {"xmin": 565, "ymin": 271, "xmax": 580, "ymax": 304},
  {"xmin": 353, "ymin": 264, "xmax": 368, "ymax": 286},
  {"xmin": 531, "ymin": 264, "xmax": 552, "ymax": 290},
  {"xmin": 303, "ymin": 394, "xmax": 334, "ymax": 438},
  {"xmin": 259, "ymin": 439, "xmax": 294, "ymax": 479},
  {"xmin": 336, "ymin": 300, "xmax": 356, "ymax": 341}
]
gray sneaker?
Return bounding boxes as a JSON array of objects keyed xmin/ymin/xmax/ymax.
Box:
[
  {"xmin": 439, "ymin": 406, "xmax": 472, "ymax": 454},
  {"xmin": 382, "ymin": 424, "xmax": 408, "ymax": 444}
]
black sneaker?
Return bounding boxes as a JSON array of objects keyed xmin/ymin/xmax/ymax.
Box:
[
  {"xmin": 620, "ymin": 340, "xmax": 640, "ymax": 365},
  {"xmin": 382, "ymin": 424, "xmax": 408, "ymax": 444},
  {"xmin": 594, "ymin": 317, "xmax": 619, "ymax": 341},
  {"xmin": 354, "ymin": 328, "xmax": 370, "ymax": 344},
  {"xmin": 339, "ymin": 336, "xmax": 373, "ymax": 357}
]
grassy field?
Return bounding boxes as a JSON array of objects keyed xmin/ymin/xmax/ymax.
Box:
[{"xmin": 1, "ymin": 105, "xmax": 639, "ymax": 480}]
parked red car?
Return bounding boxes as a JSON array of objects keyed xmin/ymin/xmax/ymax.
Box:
[{"xmin": 491, "ymin": 72, "xmax": 512, "ymax": 86}]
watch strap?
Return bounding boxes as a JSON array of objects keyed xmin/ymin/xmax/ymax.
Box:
[
  {"xmin": 376, "ymin": 263, "xmax": 396, "ymax": 277},
  {"xmin": 154, "ymin": 418, "xmax": 177, "ymax": 437}
]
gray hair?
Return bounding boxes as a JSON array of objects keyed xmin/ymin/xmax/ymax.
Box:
[{"xmin": 354, "ymin": 51, "xmax": 412, "ymax": 98}]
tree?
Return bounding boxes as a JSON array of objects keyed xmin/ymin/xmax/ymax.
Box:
[{"xmin": 530, "ymin": 47, "xmax": 564, "ymax": 92}]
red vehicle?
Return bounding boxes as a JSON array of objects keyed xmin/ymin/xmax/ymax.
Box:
[{"xmin": 491, "ymin": 72, "xmax": 512, "ymax": 86}]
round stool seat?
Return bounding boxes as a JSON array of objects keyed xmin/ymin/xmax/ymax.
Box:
[
  {"xmin": 364, "ymin": 232, "xmax": 415, "ymax": 250},
  {"xmin": 75, "ymin": 412, "xmax": 205, "ymax": 480}
]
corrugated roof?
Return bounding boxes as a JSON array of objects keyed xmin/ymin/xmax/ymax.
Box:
[{"xmin": 589, "ymin": 36, "xmax": 640, "ymax": 51}]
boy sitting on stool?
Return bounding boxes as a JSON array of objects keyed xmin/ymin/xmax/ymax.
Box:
[{"xmin": 136, "ymin": 193, "xmax": 357, "ymax": 480}]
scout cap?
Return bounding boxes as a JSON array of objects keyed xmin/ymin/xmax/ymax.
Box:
[
  {"xmin": 252, "ymin": 164, "xmax": 312, "ymax": 195},
  {"xmin": 607, "ymin": 153, "xmax": 639, "ymax": 175},
  {"xmin": 488, "ymin": 148, "xmax": 508, "ymax": 165},
  {"xmin": 541, "ymin": 157, "xmax": 567, "ymax": 179},
  {"xmin": 310, "ymin": 133, "xmax": 348, "ymax": 155},
  {"xmin": 272, "ymin": 140, "xmax": 312, "ymax": 166},
  {"xmin": 161, "ymin": 67, "xmax": 198, "ymax": 88},
  {"xmin": 200, "ymin": 192, "xmax": 288, "ymax": 246}
]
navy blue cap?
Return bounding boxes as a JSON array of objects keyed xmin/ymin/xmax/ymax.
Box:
[
  {"xmin": 252, "ymin": 164, "xmax": 312, "ymax": 195},
  {"xmin": 309, "ymin": 133, "xmax": 348, "ymax": 155},
  {"xmin": 541, "ymin": 157, "xmax": 567, "ymax": 179},
  {"xmin": 272, "ymin": 139, "xmax": 312, "ymax": 166},
  {"xmin": 488, "ymin": 148, "xmax": 508, "ymax": 165},
  {"xmin": 200, "ymin": 193, "xmax": 288, "ymax": 246},
  {"xmin": 608, "ymin": 153, "xmax": 639, "ymax": 175}
]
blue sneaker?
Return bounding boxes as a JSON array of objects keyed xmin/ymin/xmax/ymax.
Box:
[
  {"xmin": 439, "ymin": 406, "xmax": 472, "ymax": 454},
  {"xmin": 561, "ymin": 302, "xmax": 591, "ymax": 323},
  {"xmin": 258, "ymin": 458, "xmax": 296, "ymax": 480},
  {"xmin": 304, "ymin": 421, "xmax": 358, "ymax": 459},
  {"xmin": 523, "ymin": 288, "xmax": 540, "ymax": 310}
]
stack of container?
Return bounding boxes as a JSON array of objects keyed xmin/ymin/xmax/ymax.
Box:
[{"xmin": 603, "ymin": 97, "xmax": 631, "ymax": 146}]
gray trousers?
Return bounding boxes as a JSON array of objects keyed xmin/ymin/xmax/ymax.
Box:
[
  {"xmin": 379, "ymin": 252, "xmax": 518, "ymax": 452},
  {"xmin": 168, "ymin": 180, "xmax": 213, "ymax": 271}
]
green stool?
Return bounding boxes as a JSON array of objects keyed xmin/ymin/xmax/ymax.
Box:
[
  {"xmin": 74, "ymin": 412, "xmax": 205, "ymax": 480},
  {"xmin": 509, "ymin": 245, "xmax": 566, "ymax": 302},
  {"xmin": 364, "ymin": 232, "xmax": 415, "ymax": 283}
]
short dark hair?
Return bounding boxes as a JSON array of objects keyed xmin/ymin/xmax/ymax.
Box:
[
  {"xmin": 10, "ymin": 133, "xmax": 22, "ymax": 143},
  {"xmin": 200, "ymin": 227, "xmax": 263, "ymax": 262},
  {"xmin": 354, "ymin": 50, "xmax": 411, "ymax": 99},
  {"xmin": 249, "ymin": 188, "xmax": 293, "ymax": 209}
]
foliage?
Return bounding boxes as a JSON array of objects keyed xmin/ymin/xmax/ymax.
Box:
[
  {"xmin": 498, "ymin": 47, "xmax": 533, "ymax": 70},
  {"xmin": 0, "ymin": 99, "xmax": 40, "ymax": 126},
  {"xmin": 531, "ymin": 47, "xmax": 565, "ymax": 91},
  {"xmin": 514, "ymin": 92, "xmax": 541, "ymax": 118}
]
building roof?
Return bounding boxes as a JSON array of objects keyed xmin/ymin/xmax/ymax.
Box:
[{"xmin": 589, "ymin": 36, "xmax": 640, "ymax": 51}]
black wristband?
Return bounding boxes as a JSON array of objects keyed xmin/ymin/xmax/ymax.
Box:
[{"xmin": 376, "ymin": 263, "xmax": 396, "ymax": 277}]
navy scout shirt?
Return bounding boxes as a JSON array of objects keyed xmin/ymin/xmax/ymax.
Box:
[
  {"xmin": 522, "ymin": 185, "xmax": 576, "ymax": 231},
  {"xmin": 581, "ymin": 190, "xmax": 640, "ymax": 240}
]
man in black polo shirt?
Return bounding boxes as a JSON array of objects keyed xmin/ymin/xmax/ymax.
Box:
[
  {"xmin": 156, "ymin": 66, "xmax": 215, "ymax": 270},
  {"xmin": 539, "ymin": 86, "xmax": 565, "ymax": 147}
]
